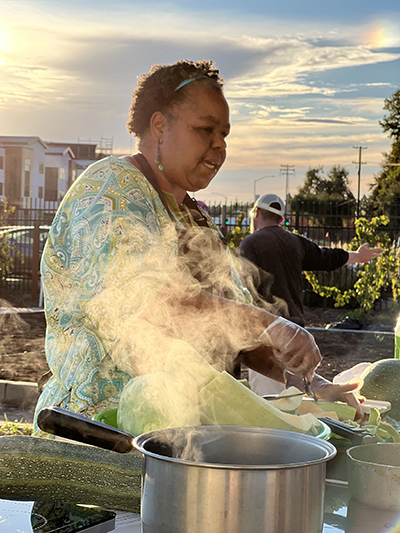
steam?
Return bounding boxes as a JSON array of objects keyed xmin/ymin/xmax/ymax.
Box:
[
  {"xmin": 237, "ymin": 256, "xmax": 289, "ymax": 319},
  {"xmin": 83, "ymin": 221, "xmax": 286, "ymax": 459},
  {"xmin": 86, "ymin": 222, "xmax": 283, "ymax": 376},
  {"xmin": 158, "ymin": 427, "xmax": 208, "ymax": 463}
]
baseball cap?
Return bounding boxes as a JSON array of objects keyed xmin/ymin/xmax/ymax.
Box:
[{"xmin": 254, "ymin": 194, "xmax": 285, "ymax": 218}]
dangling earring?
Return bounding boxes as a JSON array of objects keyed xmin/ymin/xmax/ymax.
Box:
[{"xmin": 155, "ymin": 141, "xmax": 163, "ymax": 171}]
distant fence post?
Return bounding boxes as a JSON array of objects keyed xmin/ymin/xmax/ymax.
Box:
[
  {"xmin": 220, "ymin": 204, "xmax": 227, "ymax": 236},
  {"xmin": 31, "ymin": 221, "xmax": 40, "ymax": 304}
]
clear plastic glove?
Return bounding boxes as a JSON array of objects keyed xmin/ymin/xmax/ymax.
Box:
[
  {"xmin": 311, "ymin": 380, "xmax": 366, "ymax": 420},
  {"xmin": 259, "ymin": 316, "xmax": 322, "ymax": 382},
  {"xmin": 285, "ymin": 371, "xmax": 366, "ymax": 420}
]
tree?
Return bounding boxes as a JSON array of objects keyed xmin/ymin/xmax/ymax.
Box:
[
  {"xmin": 292, "ymin": 165, "xmax": 356, "ymax": 232},
  {"xmin": 294, "ymin": 165, "xmax": 355, "ymax": 203},
  {"xmin": 380, "ymin": 89, "xmax": 400, "ymax": 140},
  {"xmin": 368, "ymin": 89, "xmax": 400, "ymax": 215},
  {"xmin": 305, "ymin": 215, "xmax": 400, "ymax": 314}
]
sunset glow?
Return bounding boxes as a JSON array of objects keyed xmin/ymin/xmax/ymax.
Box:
[{"xmin": 1, "ymin": 1, "xmax": 399, "ymax": 202}]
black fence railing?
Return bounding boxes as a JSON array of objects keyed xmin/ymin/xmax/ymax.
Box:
[
  {"xmin": 0, "ymin": 201, "xmax": 60, "ymax": 297},
  {"xmin": 210, "ymin": 200, "xmax": 400, "ymax": 244},
  {"xmin": 1, "ymin": 199, "xmax": 399, "ymax": 309},
  {"xmin": 209, "ymin": 200, "xmax": 400, "ymax": 310}
]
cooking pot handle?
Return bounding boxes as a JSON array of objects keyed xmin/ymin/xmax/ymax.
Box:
[{"xmin": 37, "ymin": 407, "xmax": 134, "ymax": 453}]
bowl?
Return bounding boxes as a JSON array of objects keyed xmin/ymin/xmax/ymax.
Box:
[
  {"xmin": 93, "ymin": 408, "xmax": 118, "ymax": 428},
  {"xmin": 93, "ymin": 408, "xmax": 332, "ymax": 440}
]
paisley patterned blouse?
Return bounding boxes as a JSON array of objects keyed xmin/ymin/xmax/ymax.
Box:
[{"xmin": 33, "ymin": 156, "xmax": 249, "ymax": 435}]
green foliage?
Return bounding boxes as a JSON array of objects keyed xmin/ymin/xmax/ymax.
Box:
[
  {"xmin": 294, "ymin": 165, "xmax": 356, "ymax": 203},
  {"xmin": 380, "ymin": 89, "xmax": 400, "ymax": 140},
  {"xmin": 0, "ymin": 414, "xmax": 33, "ymax": 436},
  {"xmin": 304, "ymin": 216, "xmax": 400, "ymax": 311},
  {"xmin": 0, "ymin": 199, "xmax": 16, "ymax": 282},
  {"xmin": 226, "ymin": 212, "xmax": 250, "ymax": 249},
  {"xmin": 368, "ymin": 90, "xmax": 400, "ymax": 214},
  {"xmin": 292, "ymin": 165, "xmax": 356, "ymax": 228}
]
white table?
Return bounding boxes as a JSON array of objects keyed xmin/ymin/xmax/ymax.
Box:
[{"xmin": 111, "ymin": 511, "xmax": 141, "ymax": 532}]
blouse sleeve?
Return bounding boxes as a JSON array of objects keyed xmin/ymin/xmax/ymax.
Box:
[{"xmin": 40, "ymin": 157, "xmax": 176, "ymax": 395}]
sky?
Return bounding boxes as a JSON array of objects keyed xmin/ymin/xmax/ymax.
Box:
[{"xmin": 1, "ymin": 0, "xmax": 400, "ymax": 205}]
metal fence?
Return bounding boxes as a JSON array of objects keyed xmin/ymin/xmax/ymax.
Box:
[
  {"xmin": 211, "ymin": 200, "xmax": 400, "ymax": 310},
  {"xmin": 0, "ymin": 201, "xmax": 60, "ymax": 300},
  {"xmin": 1, "ymin": 199, "xmax": 399, "ymax": 309},
  {"xmin": 211, "ymin": 199, "xmax": 400, "ymax": 243}
]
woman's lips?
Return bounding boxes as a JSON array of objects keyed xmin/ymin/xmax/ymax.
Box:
[{"xmin": 203, "ymin": 160, "xmax": 219, "ymax": 171}]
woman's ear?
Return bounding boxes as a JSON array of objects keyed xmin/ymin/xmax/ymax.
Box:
[{"xmin": 149, "ymin": 111, "xmax": 166, "ymax": 142}]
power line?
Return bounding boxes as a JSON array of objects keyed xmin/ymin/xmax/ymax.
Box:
[{"xmin": 352, "ymin": 146, "xmax": 367, "ymax": 218}]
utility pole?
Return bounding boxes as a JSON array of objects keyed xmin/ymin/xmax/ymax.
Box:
[
  {"xmin": 352, "ymin": 146, "xmax": 367, "ymax": 218},
  {"xmin": 280, "ymin": 165, "xmax": 295, "ymax": 217}
]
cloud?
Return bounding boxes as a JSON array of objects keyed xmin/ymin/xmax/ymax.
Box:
[
  {"xmin": 295, "ymin": 118, "xmax": 352, "ymax": 124},
  {"xmin": 2, "ymin": 4, "xmax": 399, "ymax": 107},
  {"xmin": 0, "ymin": 1, "xmax": 397, "ymax": 201},
  {"xmin": 225, "ymin": 40, "xmax": 399, "ymax": 99}
]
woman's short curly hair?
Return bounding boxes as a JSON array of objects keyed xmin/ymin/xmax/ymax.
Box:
[{"xmin": 126, "ymin": 59, "xmax": 224, "ymax": 139}]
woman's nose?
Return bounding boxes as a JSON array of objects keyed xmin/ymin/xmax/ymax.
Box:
[{"xmin": 212, "ymin": 132, "xmax": 227, "ymax": 151}]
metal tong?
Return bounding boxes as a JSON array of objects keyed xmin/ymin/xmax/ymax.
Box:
[
  {"xmin": 319, "ymin": 416, "xmax": 377, "ymax": 445},
  {"xmin": 263, "ymin": 374, "xmax": 318, "ymax": 402},
  {"xmin": 263, "ymin": 392, "xmax": 304, "ymax": 401},
  {"xmin": 303, "ymin": 374, "xmax": 318, "ymax": 402}
]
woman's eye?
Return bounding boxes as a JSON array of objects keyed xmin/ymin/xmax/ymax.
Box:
[{"xmin": 195, "ymin": 126, "xmax": 213, "ymax": 134}]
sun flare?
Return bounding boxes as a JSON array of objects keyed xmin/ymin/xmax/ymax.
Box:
[
  {"xmin": 0, "ymin": 22, "xmax": 12, "ymax": 55},
  {"xmin": 364, "ymin": 20, "xmax": 400, "ymax": 48}
]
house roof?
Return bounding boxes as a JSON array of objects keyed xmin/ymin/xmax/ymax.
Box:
[
  {"xmin": 45, "ymin": 145, "xmax": 75, "ymax": 158},
  {"xmin": 75, "ymin": 159, "xmax": 97, "ymax": 168},
  {"xmin": 0, "ymin": 136, "xmax": 48, "ymax": 149}
]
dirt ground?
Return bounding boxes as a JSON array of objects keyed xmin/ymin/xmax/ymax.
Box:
[
  {"xmin": 303, "ymin": 307, "xmax": 396, "ymax": 380},
  {"xmin": 0, "ymin": 302, "xmax": 397, "ymax": 385},
  {"xmin": 0, "ymin": 312, "xmax": 48, "ymax": 383}
]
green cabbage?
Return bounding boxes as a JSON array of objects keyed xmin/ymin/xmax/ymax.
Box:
[
  {"xmin": 117, "ymin": 372, "xmax": 200, "ymax": 436},
  {"xmin": 199, "ymin": 371, "xmax": 320, "ymax": 433},
  {"xmin": 164, "ymin": 339, "xmax": 218, "ymax": 391}
]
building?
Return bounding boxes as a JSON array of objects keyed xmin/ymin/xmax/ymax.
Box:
[
  {"xmin": 73, "ymin": 137, "xmax": 113, "ymax": 178},
  {"xmin": 0, "ymin": 136, "xmax": 47, "ymax": 208},
  {"xmin": 0, "ymin": 136, "xmax": 111, "ymax": 208},
  {"xmin": 44, "ymin": 144, "xmax": 75, "ymax": 201},
  {"xmin": 46, "ymin": 141, "xmax": 100, "ymax": 184},
  {"xmin": 0, "ymin": 147, "xmax": 5, "ymax": 200}
]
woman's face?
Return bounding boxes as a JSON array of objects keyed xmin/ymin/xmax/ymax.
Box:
[{"xmin": 156, "ymin": 83, "xmax": 230, "ymax": 200}]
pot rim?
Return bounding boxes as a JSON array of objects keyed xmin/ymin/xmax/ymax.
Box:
[
  {"xmin": 346, "ymin": 442, "xmax": 400, "ymax": 468},
  {"xmin": 133, "ymin": 424, "xmax": 337, "ymax": 470}
]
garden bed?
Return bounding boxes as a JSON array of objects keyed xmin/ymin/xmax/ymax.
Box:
[{"xmin": 0, "ymin": 305, "xmax": 397, "ymax": 384}]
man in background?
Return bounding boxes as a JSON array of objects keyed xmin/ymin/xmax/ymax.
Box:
[{"xmin": 240, "ymin": 193, "xmax": 382, "ymax": 395}]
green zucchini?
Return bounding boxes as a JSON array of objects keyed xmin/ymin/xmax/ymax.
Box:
[{"xmin": 0, "ymin": 436, "xmax": 142, "ymax": 513}]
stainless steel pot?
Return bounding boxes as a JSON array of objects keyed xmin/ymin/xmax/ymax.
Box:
[
  {"xmin": 134, "ymin": 425, "xmax": 336, "ymax": 533},
  {"xmin": 347, "ymin": 443, "xmax": 400, "ymax": 510}
]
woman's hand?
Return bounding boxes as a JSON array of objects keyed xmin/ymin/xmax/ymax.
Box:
[
  {"xmin": 259, "ymin": 317, "xmax": 322, "ymax": 382},
  {"xmin": 312, "ymin": 381, "xmax": 365, "ymax": 418},
  {"xmin": 285, "ymin": 371, "xmax": 366, "ymax": 420}
]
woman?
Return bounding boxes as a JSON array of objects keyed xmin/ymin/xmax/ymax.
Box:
[{"xmin": 34, "ymin": 60, "xmax": 360, "ymax": 434}]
